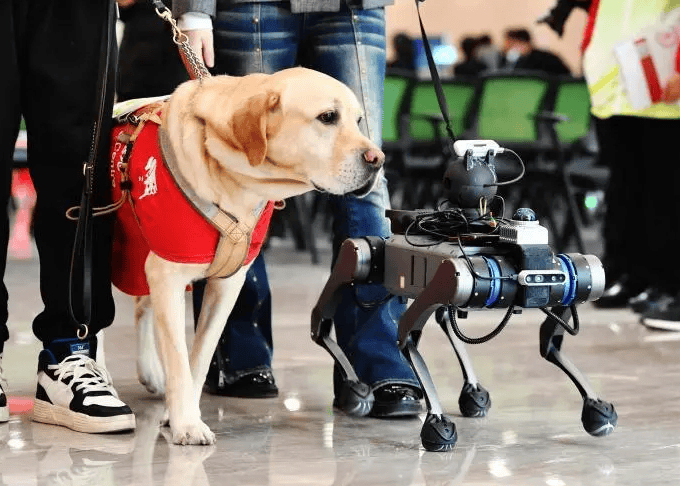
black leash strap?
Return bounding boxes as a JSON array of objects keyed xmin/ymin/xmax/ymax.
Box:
[
  {"xmin": 415, "ymin": 0, "xmax": 457, "ymax": 144},
  {"xmin": 69, "ymin": 0, "xmax": 117, "ymax": 340}
]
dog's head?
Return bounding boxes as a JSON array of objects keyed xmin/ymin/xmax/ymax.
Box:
[{"xmin": 189, "ymin": 67, "xmax": 384, "ymax": 198}]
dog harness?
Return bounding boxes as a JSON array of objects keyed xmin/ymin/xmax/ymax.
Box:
[{"xmin": 109, "ymin": 102, "xmax": 274, "ymax": 296}]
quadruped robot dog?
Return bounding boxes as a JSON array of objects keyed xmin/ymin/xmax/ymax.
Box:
[{"xmin": 311, "ymin": 139, "xmax": 618, "ymax": 452}]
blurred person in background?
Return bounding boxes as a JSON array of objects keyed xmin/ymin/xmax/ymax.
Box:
[
  {"xmin": 454, "ymin": 36, "xmax": 487, "ymax": 77},
  {"xmin": 503, "ymin": 27, "xmax": 571, "ymax": 75},
  {"xmin": 475, "ymin": 34, "xmax": 502, "ymax": 72},
  {"xmin": 388, "ymin": 32, "xmax": 416, "ymax": 73}
]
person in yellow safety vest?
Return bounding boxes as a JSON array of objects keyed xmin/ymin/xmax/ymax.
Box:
[{"xmin": 586, "ymin": 0, "xmax": 680, "ymax": 333}]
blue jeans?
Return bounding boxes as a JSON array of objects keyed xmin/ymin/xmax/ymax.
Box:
[{"xmin": 199, "ymin": 0, "xmax": 418, "ymax": 392}]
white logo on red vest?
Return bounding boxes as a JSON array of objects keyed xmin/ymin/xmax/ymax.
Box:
[{"xmin": 139, "ymin": 157, "xmax": 158, "ymax": 200}]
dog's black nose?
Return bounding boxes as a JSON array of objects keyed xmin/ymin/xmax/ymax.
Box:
[{"xmin": 363, "ymin": 148, "xmax": 385, "ymax": 168}]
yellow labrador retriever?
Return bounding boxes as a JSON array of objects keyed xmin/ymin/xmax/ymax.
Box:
[{"xmin": 116, "ymin": 67, "xmax": 384, "ymax": 445}]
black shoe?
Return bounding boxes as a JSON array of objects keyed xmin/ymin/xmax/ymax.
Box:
[
  {"xmin": 369, "ymin": 384, "xmax": 423, "ymax": 418},
  {"xmin": 629, "ymin": 288, "xmax": 675, "ymax": 314},
  {"xmin": 593, "ymin": 276, "xmax": 646, "ymax": 309},
  {"xmin": 640, "ymin": 295, "xmax": 680, "ymax": 331},
  {"xmin": 32, "ymin": 338, "xmax": 135, "ymax": 434},
  {"xmin": 204, "ymin": 367, "xmax": 279, "ymax": 398}
]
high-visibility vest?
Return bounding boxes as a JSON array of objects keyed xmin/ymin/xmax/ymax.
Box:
[{"xmin": 583, "ymin": 0, "xmax": 680, "ymax": 119}]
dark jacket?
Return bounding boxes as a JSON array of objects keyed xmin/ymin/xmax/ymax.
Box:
[
  {"xmin": 454, "ymin": 59, "xmax": 487, "ymax": 77},
  {"xmin": 117, "ymin": 2, "xmax": 189, "ymax": 101},
  {"xmin": 514, "ymin": 49, "xmax": 571, "ymax": 76}
]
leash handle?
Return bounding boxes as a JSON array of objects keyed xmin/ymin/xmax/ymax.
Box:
[
  {"xmin": 415, "ymin": 0, "xmax": 457, "ymax": 145},
  {"xmin": 150, "ymin": 0, "xmax": 212, "ymax": 80}
]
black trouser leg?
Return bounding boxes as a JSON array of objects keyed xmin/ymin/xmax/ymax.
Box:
[
  {"xmin": 596, "ymin": 115, "xmax": 680, "ymax": 293},
  {"xmin": 638, "ymin": 117, "xmax": 680, "ymax": 293},
  {"xmin": 0, "ymin": 0, "xmax": 117, "ymax": 345},
  {"xmin": 596, "ymin": 116, "xmax": 649, "ymax": 284},
  {"xmin": 0, "ymin": 0, "xmax": 29, "ymax": 352}
]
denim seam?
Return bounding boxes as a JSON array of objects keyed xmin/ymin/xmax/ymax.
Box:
[
  {"xmin": 346, "ymin": 6, "xmax": 372, "ymax": 142},
  {"xmin": 255, "ymin": 4, "xmax": 263, "ymax": 71}
]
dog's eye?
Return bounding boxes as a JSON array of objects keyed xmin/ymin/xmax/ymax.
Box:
[
  {"xmin": 317, "ymin": 110, "xmax": 339, "ymax": 125},
  {"xmin": 357, "ymin": 116, "xmax": 363, "ymax": 125}
]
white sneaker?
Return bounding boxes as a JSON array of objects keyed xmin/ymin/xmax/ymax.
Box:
[
  {"xmin": 0, "ymin": 354, "xmax": 8, "ymax": 423},
  {"xmin": 32, "ymin": 338, "xmax": 135, "ymax": 433}
]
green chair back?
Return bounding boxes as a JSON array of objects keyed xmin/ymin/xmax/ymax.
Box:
[
  {"xmin": 382, "ymin": 72, "xmax": 413, "ymax": 143},
  {"xmin": 553, "ymin": 78, "xmax": 592, "ymax": 145},
  {"xmin": 407, "ymin": 79, "xmax": 477, "ymax": 141},
  {"xmin": 475, "ymin": 74, "xmax": 551, "ymax": 143}
]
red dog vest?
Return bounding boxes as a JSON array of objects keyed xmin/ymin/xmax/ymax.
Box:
[{"xmin": 109, "ymin": 109, "xmax": 274, "ymax": 296}]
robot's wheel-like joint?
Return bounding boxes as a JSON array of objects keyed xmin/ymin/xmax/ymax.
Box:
[
  {"xmin": 334, "ymin": 380, "xmax": 374, "ymax": 417},
  {"xmin": 421, "ymin": 413, "xmax": 457, "ymax": 452},
  {"xmin": 582, "ymin": 397, "xmax": 617, "ymax": 437},
  {"xmin": 459, "ymin": 382, "xmax": 491, "ymax": 417}
]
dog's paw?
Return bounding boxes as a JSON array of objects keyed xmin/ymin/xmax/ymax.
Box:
[
  {"xmin": 137, "ymin": 354, "xmax": 166, "ymax": 395},
  {"xmin": 138, "ymin": 371, "xmax": 166, "ymax": 395},
  {"xmin": 171, "ymin": 421, "xmax": 216, "ymax": 446}
]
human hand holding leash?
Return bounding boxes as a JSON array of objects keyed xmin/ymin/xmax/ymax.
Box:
[{"xmin": 186, "ymin": 29, "xmax": 214, "ymax": 68}]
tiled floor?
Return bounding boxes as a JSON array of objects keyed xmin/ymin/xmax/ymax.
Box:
[{"xmin": 1, "ymin": 240, "xmax": 679, "ymax": 485}]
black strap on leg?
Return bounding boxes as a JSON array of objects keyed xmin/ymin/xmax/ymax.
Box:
[{"xmin": 68, "ymin": 0, "xmax": 117, "ymax": 340}]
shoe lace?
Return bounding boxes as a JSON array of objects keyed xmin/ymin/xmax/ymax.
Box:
[{"xmin": 48, "ymin": 355, "xmax": 117, "ymax": 397}]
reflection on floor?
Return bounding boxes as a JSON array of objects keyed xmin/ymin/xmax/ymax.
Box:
[{"xmin": 1, "ymin": 243, "xmax": 679, "ymax": 485}]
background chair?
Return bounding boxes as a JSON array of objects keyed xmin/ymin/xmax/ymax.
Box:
[
  {"xmin": 387, "ymin": 76, "xmax": 478, "ymax": 209},
  {"xmin": 471, "ymin": 71, "xmax": 586, "ymax": 249},
  {"xmin": 382, "ymin": 69, "xmax": 415, "ymax": 209},
  {"xmin": 382, "ymin": 68, "xmax": 415, "ymax": 159},
  {"xmin": 547, "ymin": 76, "xmax": 608, "ymax": 253}
]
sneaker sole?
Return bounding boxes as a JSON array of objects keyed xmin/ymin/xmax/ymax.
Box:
[
  {"xmin": 32, "ymin": 399, "xmax": 135, "ymax": 433},
  {"xmin": 0, "ymin": 405, "xmax": 8, "ymax": 423},
  {"xmin": 641, "ymin": 318, "xmax": 680, "ymax": 332}
]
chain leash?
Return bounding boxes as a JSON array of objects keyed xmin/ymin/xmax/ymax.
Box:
[{"xmin": 150, "ymin": 0, "xmax": 211, "ymax": 80}]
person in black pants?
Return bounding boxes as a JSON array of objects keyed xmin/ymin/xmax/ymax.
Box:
[
  {"xmin": 0, "ymin": 0, "xmax": 135, "ymax": 432},
  {"xmin": 593, "ymin": 116, "xmax": 680, "ymax": 328}
]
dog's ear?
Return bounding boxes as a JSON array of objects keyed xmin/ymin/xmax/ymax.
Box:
[
  {"xmin": 191, "ymin": 77, "xmax": 280, "ymax": 166},
  {"xmin": 229, "ymin": 91, "xmax": 281, "ymax": 166}
]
